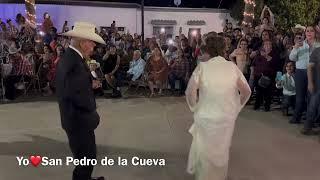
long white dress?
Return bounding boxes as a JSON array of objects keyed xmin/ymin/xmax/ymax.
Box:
[{"xmin": 186, "ymin": 56, "xmax": 251, "ymax": 180}]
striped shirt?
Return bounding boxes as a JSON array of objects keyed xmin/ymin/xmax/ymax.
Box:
[{"xmin": 11, "ymin": 54, "xmax": 33, "ymax": 76}]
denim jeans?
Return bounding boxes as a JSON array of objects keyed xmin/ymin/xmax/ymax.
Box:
[
  {"xmin": 304, "ymin": 91, "xmax": 320, "ymax": 130},
  {"xmin": 292, "ymin": 69, "xmax": 309, "ymax": 122}
]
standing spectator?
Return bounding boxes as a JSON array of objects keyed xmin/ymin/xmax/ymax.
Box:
[
  {"xmin": 302, "ymin": 47, "xmax": 320, "ymax": 135},
  {"xmin": 276, "ymin": 61, "xmax": 296, "ymax": 115},
  {"xmin": 7, "ymin": 19, "xmax": 18, "ymax": 38},
  {"xmin": 91, "ymin": 45, "xmax": 105, "ymax": 65},
  {"xmin": 229, "ymin": 39, "xmax": 251, "ymax": 79},
  {"xmin": 168, "ymin": 49, "xmax": 190, "ymax": 95},
  {"xmin": 181, "ymin": 38, "xmax": 194, "ymax": 72},
  {"xmin": 250, "ymin": 40, "xmax": 278, "ymax": 111},
  {"xmin": 0, "ymin": 21, "xmax": 8, "ymax": 40},
  {"xmin": 49, "ymin": 44, "xmax": 65, "ymax": 89},
  {"xmin": 42, "ymin": 12, "xmax": 54, "ymax": 35},
  {"xmin": 289, "ymin": 26, "xmax": 320, "ymax": 124},
  {"xmin": 224, "ymin": 35, "xmax": 234, "ymax": 61},
  {"xmin": 40, "ymin": 45, "xmax": 55, "ymax": 95}
]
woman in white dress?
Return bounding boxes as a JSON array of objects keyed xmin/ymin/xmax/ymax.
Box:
[{"xmin": 186, "ymin": 35, "xmax": 252, "ymax": 180}]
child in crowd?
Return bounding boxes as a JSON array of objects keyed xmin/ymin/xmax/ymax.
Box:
[{"xmin": 276, "ymin": 61, "xmax": 296, "ymax": 115}]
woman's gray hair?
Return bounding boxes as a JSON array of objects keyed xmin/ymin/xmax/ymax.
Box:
[{"xmin": 134, "ymin": 50, "xmax": 141, "ymax": 56}]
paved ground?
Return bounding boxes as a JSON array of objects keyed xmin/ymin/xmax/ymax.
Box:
[{"xmin": 0, "ymin": 96, "xmax": 320, "ymax": 180}]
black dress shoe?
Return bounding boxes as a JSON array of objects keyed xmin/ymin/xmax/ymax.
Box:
[
  {"xmin": 301, "ymin": 129, "xmax": 318, "ymax": 136},
  {"xmin": 91, "ymin": 177, "xmax": 105, "ymax": 180},
  {"xmin": 289, "ymin": 120, "xmax": 301, "ymax": 124}
]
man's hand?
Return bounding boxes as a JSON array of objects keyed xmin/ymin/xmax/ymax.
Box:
[{"xmin": 92, "ymin": 80, "xmax": 102, "ymax": 89}]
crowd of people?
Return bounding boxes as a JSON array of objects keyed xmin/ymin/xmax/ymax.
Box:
[{"xmin": 1, "ymin": 6, "xmax": 320, "ymax": 136}]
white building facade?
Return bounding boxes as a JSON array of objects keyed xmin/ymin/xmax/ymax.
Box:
[{"xmin": 0, "ymin": 1, "xmax": 235, "ymax": 38}]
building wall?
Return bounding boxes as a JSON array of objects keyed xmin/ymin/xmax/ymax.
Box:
[
  {"xmin": 137, "ymin": 9, "xmax": 233, "ymax": 37},
  {"xmin": 0, "ymin": 3, "xmax": 235, "ymax": 38},
  {"xmin": 0, "ymin": 3, "xmax": 138, "ymax": 33}
]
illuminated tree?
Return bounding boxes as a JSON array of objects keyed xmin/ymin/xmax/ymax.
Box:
[{"xmin": 25, "ymin": 0, "xmax": 36, "ymax": 28}]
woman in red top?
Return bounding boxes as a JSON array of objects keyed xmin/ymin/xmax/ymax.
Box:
[
  {"xmin": 250, "ymin": 40, "xmax": 278, "ymax": 111},
  {"xmin": 146, "ymin": 47, "xmax": 169, "ymax": 97},
  {"xmin": 49, "ymin": 44, "xmax": 64, "ymax": 84},
  {"xmin": 40, "ymin": 44, "xmax": 56, "ymax": 95}
]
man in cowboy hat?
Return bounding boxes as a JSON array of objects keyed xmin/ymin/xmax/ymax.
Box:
[{"xmin": 55, "ymin": 22, "xmax": 105, "ymax": 180}]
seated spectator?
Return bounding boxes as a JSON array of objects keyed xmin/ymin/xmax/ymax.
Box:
[
  {"xmin": 102, "ymin": 45, "xmax": 122, "ymax": 98},
  {"xmin": 168, "ymin": 49, "xmax": 190, "ymax": 96},
  {"xmin": 89, "ymin": 60, "xmax": 104, "ymax": 96},
  {"xmin": 4, "ymin": 47, "xmax": 33, "ymax": 101},
  {"xmin": 276, "ymin": 61, "xmax": 296, "ymax": 115},
  {"xmin": 126, "ymin": 50, "xmax": 146, "ymax": 81},
  {"xmin": 146, "ymin": 47, "xmax": 168, "ymax": 97}
]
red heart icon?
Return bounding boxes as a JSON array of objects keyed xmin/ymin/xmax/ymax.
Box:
[{"xmin": 30, "ymin": 156, "xmax": 42, "ymax": 167}]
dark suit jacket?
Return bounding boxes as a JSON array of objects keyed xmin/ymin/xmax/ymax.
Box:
[{"xmin": 55, "ymin": 48, "xmax": 100, "ymax": 132}]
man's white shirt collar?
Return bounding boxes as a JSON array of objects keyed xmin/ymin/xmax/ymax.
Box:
[{"xmin": 69, "ymin": 45, "xmax": 84, "ymax": 59}]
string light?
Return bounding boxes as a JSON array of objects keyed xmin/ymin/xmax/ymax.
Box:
[
  {"xmin": 242, "ymin": 0, "xmax": 255, "ymax": 27},
  {"xmin": 25, "ymin": 0, "xmax": 35, "ymax": 6},
  {"xmin": 24, "ymin": 0, "xmax": 36, "ymax": 27},
  {"xmin": 243, "ymin": 12, "xmax": 255, "ymax": 18},
  {"xmin": 244, "ymin": 0, "xmax": 256, "ymax": 7}
]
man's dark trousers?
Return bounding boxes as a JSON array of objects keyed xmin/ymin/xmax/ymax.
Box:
[
  {"xmin": 292, "ymin": 69, "xmax": 308, "ymax": 122},
  {"xmin": 66, "ymin": 129, "xmax": 96, "ymax": 180},
  {"xmin": 168, "ymin": 73, "xmax": 187, "ymax": 94}
]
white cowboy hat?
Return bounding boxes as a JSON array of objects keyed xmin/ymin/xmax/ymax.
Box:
[
  {"xmin": 294, "ymin": 24, "xmax": 306, "ymax": 30},
  {"xmin": 61, "ymin": 21, "xmax": 106, "ymax": 45},
  {"xmin": 292, "ymin": 24, "xmax": 306, "ymax": 33},
  {"xmin": 89, "ymin": 60, "xmax": 100, "ymax": 68}
]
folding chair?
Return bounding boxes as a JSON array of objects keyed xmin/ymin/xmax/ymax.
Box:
[
  {"xmin": 25, "ymin": 55, "xmax": 42, "ymax": 95},
  {"xmin": 123, "ymin": 72, "xmax": 149, "ymax": 96}
]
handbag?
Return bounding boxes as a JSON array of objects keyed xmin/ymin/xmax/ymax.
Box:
[{"xmin": 258, "ymin": 73, "xmax": 271, "ymax": 88}]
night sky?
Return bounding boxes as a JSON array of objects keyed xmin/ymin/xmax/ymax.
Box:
[{"xmin": 81, "ymin": 0, "xmax": 235, "ymax": 9}]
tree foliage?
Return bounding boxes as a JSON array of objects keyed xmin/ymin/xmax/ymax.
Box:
[
  {"xmin": 230, "ymin": 0, "xmax": 245, "ymax": 25},
  {"xmin": 230, "ymin": 0, "xmax": 320, "ymax": 30}
]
